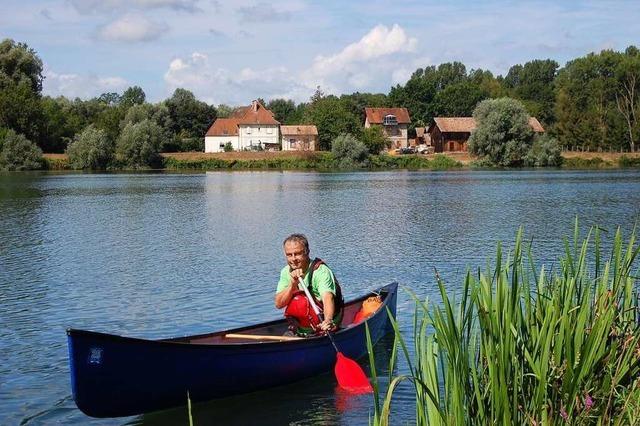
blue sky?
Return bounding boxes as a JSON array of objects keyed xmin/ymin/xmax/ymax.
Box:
[{"xmin": 2, "ymin": 0, "xmax": 639, "ymax": 105}]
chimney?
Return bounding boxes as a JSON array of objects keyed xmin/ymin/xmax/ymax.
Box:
[{"xmin": 252, "ymin": 100, "xmax": 258, "ymax": 112}]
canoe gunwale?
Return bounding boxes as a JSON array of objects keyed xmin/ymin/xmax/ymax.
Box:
[{"xmin": 66, "ymin": 282, "xmax": 398, "ymax": 349}]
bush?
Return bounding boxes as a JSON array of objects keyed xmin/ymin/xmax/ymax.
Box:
[
  {"xmin": 331, "ymin": 133, "xmax": 369, "ymax": 168},
  {"xmin": 524, "ymin": 134, "xmax": 563, "ymax": 167},
  {"xmin": 468, "ymin": 97, "xmax": 534, "ymax": 167},
  {"xmin": 361, "ymin": 125, "xmax": 390, "ymax": 154},
  {"xmin": 66, "ymin": 125, "xmax": 113, "ymax": 170},
  {"xmin": 0, "ymin": 129, "xmax": 43, "ymax": 170},
  {"xmin": 470, "ymin": 156, "xmax": 499, "ymax": 168},
  {"xmin": 116, "ymin": 119, "xmax": 163, "ymax": 168},
  {"xmin": 223, "ymin": 142, "xmax": 234, "ymax": 152},
  {"xmin": 122, "ymin": 104, "xmax": 176, "ymax": 153},
  {"xmin": 180, "ymin": 137, "xmax": 204, "ymax": 152},
  {"xmin": 619, "ymin": 155, "xmax": 640, "ymax": 167},
  {"xmin": 562, "ymin": 156, "xmax": 609, "ymax": 169}
]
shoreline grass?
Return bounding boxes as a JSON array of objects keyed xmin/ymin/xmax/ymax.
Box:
[
  {"xmin": 40, "ymin": 152, "xmax": 640, "ymax": 172},
  {"xmin": 370, "ymin": 222, "xmax": 640, "ymax": 425}
]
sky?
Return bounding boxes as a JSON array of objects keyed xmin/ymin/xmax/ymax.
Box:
[{"xmin": 2, "ymin": 0, "xmax": 640, "ymax": 106}]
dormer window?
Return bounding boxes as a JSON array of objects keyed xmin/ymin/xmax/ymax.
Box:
[{"xmin": 383, "ymin": 114, "xmax": 398, "ymax": 126}]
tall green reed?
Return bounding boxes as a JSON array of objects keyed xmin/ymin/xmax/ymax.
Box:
[{"xmin": 371, "ymin": 222, "xmax": 640, "ymax": 425}]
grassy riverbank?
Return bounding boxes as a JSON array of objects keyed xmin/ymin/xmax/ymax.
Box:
[
  {"xmin": 41, "ymin": 151, "xmax": 640, "ymax": 171},
  {"xmin": 369, "ymin": 224, "xmax": 640, "ymax": 425}
]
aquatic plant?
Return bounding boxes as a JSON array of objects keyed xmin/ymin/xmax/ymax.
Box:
[{"xmin": 370, "ymin": 222, "xmax": 640, "ymax": 425}]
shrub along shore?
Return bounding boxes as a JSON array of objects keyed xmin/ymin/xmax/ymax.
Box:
[{"xmin": 39, "ymin": 151, "xmax": 640, "ymax": 172}]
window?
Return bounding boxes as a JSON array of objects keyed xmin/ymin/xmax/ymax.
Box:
[
  {"xmin": 246, "ymin": 127, "xmax": 252, "ymax": 134},
  {"xmin": 267, "ymin": 127, "xmax": 273, "ymax": 134},
  {"xmin": 383, "ymin": 114, "xmax": 398, "ymax": 126}
]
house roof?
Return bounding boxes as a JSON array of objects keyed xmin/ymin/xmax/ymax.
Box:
[
  {"xmin": 364, "ymin": 107, "xmax": 411, "ymax": 124},
  {"xmin": 280, "ymin": 125, "xmax": 318, "ymax": 136},
  {"xmin": 431, "ymin": 117, "xmax": 477, "ymax": 133},
  {"xmin": 234, "ymin": 100, "xmax": 280, "ymax": 125},
  {"xmin": 205, "ymin": 100, "xmax": 281, "ymax": 136},
  {"xmin": 205, "ymin": 118, "xmax": 239, "ymax": 137},
  {"xmin": 430, "ymin": 117, "xmax": 545, "ymax": 133}
]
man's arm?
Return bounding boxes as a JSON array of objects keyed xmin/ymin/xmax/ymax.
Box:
[
  {"xmin": 275, "ymin": 268, "xmax": 305, "ymax": 309},
  {"xmin": 319, "ymin": 292, "xmax": 335, "ymax": 331},
  {"xmin": 275, "ymin": 282, "xmax": 298, "ymax": 309}
]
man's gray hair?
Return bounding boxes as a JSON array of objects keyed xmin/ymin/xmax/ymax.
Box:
[{"xmin": 283, "ymin": 234, "xmax": 309, "ymax": 254}]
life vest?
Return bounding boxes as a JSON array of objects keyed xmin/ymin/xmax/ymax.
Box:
[{"xmin": 284, "ymin": 258, "xmax": 344, "ymax": 335}]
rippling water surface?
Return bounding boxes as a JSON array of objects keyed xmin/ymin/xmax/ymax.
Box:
[{"xmin": 1, "ymin": 169, "xmax": 639, "ymax": 425}]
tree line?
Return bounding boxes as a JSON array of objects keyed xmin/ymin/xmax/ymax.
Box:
[{"xmin": 1, "ymin": 37, "xmax": 639, "ymax": 170}]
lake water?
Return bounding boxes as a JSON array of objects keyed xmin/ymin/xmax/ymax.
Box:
[{"xmin": 1, "ymin": 169, "xmax": 640, "ymax": 425}]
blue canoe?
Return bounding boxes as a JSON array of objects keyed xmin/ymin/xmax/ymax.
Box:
[{"xmin": 67, "ymin": 282, "xmax": 398, "ymax": 418}]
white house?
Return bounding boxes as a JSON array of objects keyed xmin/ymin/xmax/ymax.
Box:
[{"xmin": 205, "ymin": 100, "xmax": 280, "ymax": 152}]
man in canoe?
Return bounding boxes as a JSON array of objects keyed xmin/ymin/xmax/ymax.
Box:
[{"xmin": 275, "ymin": 234, "xmax": 344, "ymax": 336}]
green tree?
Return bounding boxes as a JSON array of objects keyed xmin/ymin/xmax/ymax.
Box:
[
  {"xmin": 434, "ymin": 61, "xmax": 467, "ymax": 90},
  {"xmin": 66, "ymin": 125, "xmax": 113, "ymax": 170},
  {"xmin": 120, "ymin": 86, "xmax": 146, "ymax": 108},
  {"xmin": 216, "ymin": 104, "xmax": 234, "ymax": 118},
  {"xmin": 165, "ymin": 88, "xmax": 216, "ymax": 149},
  {"xmin": 340, "ymin": 92, "xmax": 388, "ymax": 124},
  {"xmin": 266, "ymin": 98, "xmax": 298, "ymax": 124},
  {"xmin": 433, "ymin": 81, "xmax": 488, "ymax": 117},
  {"xmin": 524, "ymin": 134, "xmax": 563, "ymax": 166},
  {"xmin": 97, "ymin": 92, "xmax": 121, "ymax": 106},
  {"xmin": 331, "ymin": 133, "xmax": 369, "ymax": 168},
  {"xmin": 116, "ymin": 119, "xmax": 163, "ymax": 168},
  {"xmin": 615, "ymin": 53, "xmax": 640, "ymax": 152},
  {"xmin": 555, "ymin": 50, "xmax": 626, "ymax": 151},
  {"xmin": 388, "ymin": 62, "xmax": 480, "ymax": 128},
  {"xmin": 39, "ymin": 96, "xmax": 82, "ymax": 152},
  {"xmin": 361, "ymin": 125, "xmax": 389, "ymax": 154},
  {"xmin": 303, "ymin": 95, "xmax": 360, "ymax": 150},
  {"xmin": 504, "ymin": 59, "xmax": 558, "ymax": 125},
  {"xmin": 121, "ymin": 103, "xmax": 176, "ymax": 152},
  {"xmin": 0, "ymin": 79, "xmax": 44, "ymax": 143},
  {"xmin": 0, "ymin": 129, "xmax": 42, "ymax": 170},
  {"xmin": 468, "ymin": 98, "xmax": 534, "ymax": 166},
  {"xmin": 0, "ymin": 39, "xmax": 44, "ymax": 93},
  {"xmin": 94, "ymin": 103, "xmax": 125, "ymax": 143},
  {"xmin": 388, "ymin": 67, "xmax": 437, "ymax": 126}
]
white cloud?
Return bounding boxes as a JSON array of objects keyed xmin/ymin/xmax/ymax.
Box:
[
  {"xmin": 43, "ymin": 68, "xmax": 128, "ymax": 99},
  {"xmin": 97, "ymin": 14, "xmax": 168, "ymax": 42},
  {"xmin": 162, "ymin": 23, "xmax": 420, "ymax": 104},
  {"xmin": 163, "ymin": 52, "xmax": 311, "ymax": 105},
  {"xmin": 70, "ymin": 0, "xmax": 201, "ymax": 14},
  {"xmin": 305, "ymin": 24, "xmax": 418, "ymax": 94}
]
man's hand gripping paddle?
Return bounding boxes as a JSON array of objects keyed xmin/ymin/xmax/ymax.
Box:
[{"xmin": 297, "ymin": 277, "xmax": 373, "ymax": 393}]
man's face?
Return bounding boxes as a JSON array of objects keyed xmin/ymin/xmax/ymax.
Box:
[{"xmin": 284, "ymin": 241, "xmax": 310, "ymax": 271}]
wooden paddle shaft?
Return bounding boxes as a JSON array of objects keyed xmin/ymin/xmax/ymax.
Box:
[{"xmin": 224, "ymin": 333, "xmax": 302, "ymax": 341}]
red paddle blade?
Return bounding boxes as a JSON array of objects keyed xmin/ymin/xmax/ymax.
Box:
[{"xmin": 334, "ymin": 352, "xmax": 373, "ymax": 393}]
